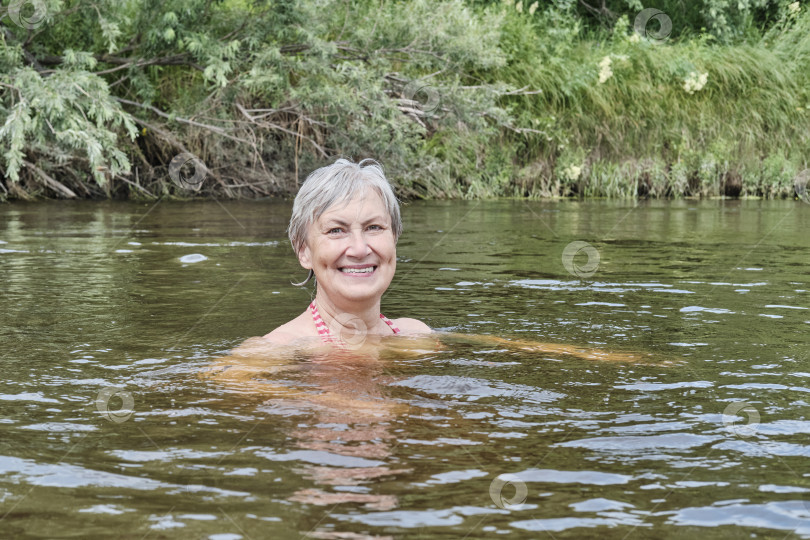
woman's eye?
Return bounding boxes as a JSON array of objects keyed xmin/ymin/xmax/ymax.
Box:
[
  {"xmin": 368, "ymin": 224, "xmax": 382, "ymax": 231},
  {"xmin": 327, "ymin": 227, "xmax": 343, "ymax": 234}
]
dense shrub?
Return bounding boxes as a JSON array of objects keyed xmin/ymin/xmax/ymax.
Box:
[{"xmin": 0, "ymin": 0, "xmax": 808, "ymax": 200}]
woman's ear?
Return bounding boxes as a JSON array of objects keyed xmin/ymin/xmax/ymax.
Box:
[{"xmin": 297, "ymin": 244, "xmax": 312, "ymax": 270}]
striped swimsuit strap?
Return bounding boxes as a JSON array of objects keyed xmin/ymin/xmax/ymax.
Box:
[{"xmin": 309, "ymin": 301, "xmax": 400, "ymax": 344}]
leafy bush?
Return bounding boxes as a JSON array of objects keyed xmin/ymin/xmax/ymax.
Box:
[
  {"xmin": 1, "ymin": 0, "xmax": 808, "ymax": 200},
  {"xmin": 1, "ymin": 0, "xmax": 517, "ymax": 199}
]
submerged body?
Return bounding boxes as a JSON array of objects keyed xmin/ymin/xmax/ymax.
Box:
[
  {"xmin": 204, "ymin": 329, "xmax": 651, "ymax": 397},
  {"xmin": 205, "ymin": 157, "xmax": 653, "ymax": 394}
]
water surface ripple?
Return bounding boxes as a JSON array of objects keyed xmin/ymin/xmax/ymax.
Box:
[{"xmin": 1, "ymin": 200, "xmax": 808, "ymax": 539}]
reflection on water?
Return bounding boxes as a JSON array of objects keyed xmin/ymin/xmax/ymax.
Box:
[
  {"xmin": 0, "ymin": 199, "xmax": 809, "ymax": 539},
  {"xmin": 284, "ymin": 360, "xmax": 405, "ymax": 514}
]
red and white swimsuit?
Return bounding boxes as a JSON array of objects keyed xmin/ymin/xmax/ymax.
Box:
[{"xmin": 309, "ymin": 301, "xmax": 400, "ymax": 345}]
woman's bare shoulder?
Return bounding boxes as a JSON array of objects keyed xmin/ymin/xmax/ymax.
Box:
[
  {"xmin": 261, "ymin": 311, "xmax": 313, "ymax": 345},
  {"xmin": 261, "ymin": 326, "xmax": 303, "ymax": 346},
  {"xmin": 225, "ymin": 335, "xmax": 294, "ymax": 357},
  {"xmin": 393, "ymin": 317, "xmax": 432, "ymax": 335}
]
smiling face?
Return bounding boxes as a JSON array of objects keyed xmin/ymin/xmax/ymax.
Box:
[{"xmin": 298, "ymin": 187, "xmax": 397, "ymax": 307}]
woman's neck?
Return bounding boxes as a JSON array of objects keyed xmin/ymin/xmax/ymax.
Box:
[{"xmin": 313, "ymin": 294, "xmax": 386, "ymax": 337}]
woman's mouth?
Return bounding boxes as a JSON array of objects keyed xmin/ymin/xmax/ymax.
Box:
[{"xmin": 339, "ymin": 265, "xmax": 377, "ymax": 275}]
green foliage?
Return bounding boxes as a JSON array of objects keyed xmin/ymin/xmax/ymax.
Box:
[
  {"xmin": 482, "ymin": 0, "xmax": 784, "ymax": 42},
  {"xmin": 1, "ymin": 0, "xmax": 521, "ymax": 198},
  {"xmin": 464, "ymin": 0, "xmax": 810, "ymax": 198},
  {"xmin": 0, "ymin": 64, "xmax": 136, "ymax": 185},
  {"xmin": 0, "ymin": 0, "xmax": 808, "ymax": 200}
]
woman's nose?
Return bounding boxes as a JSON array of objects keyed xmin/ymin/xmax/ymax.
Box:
[{"xmin": 346, "ymin": 229, "xmax": 371, "ymax": 256}]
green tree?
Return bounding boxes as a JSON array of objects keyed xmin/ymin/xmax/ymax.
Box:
[{"xmin": 1, "ymin": 0, "xmax": 521, "ymax": 199}]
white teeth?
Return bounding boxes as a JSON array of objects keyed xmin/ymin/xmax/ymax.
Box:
[{"xmin": 341, "ymin": 267, "xmax": 374, "ymax": 274}]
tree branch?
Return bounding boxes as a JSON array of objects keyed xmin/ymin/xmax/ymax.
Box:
[
  {"xmin": 3, "ymin": 28, "xmax": 46, "ymax": 72},
  {"xmin": 22, "ymin": 160, "xmax": 77, "ymax": 198},
  {"xmin": 116, "ymin": 98, "xmax": 252, "ymax": 145},
  {"xmin": 129, "ymin": 116, "xmax": 233, "ymax": 196},
  {"xmin": 235, "ymin": 102, "xmax": 328, "ymax": 158},
  {"xmin": 115, "ymin": 173, "xmax": 157, "ymax": 198}
]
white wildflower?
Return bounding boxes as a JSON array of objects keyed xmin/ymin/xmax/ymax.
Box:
[
  {"xmin": 788, "ymin": 2, "xmax": 800, "ymax": 14},
  {"xmin": 529, "ymin": 1, "xmax": 539, "ymax": 15},
  {"xmin": 598, "ymin": 56, "xmax": 613, "ymax": 84},
  {"xmin": 683, "ymin": 71, "xmax": 709, "ymax": 94},
  {"xmin": 562, "ymin": 165, "xmax": 583, "ymax": 182},
  {"xmin": 629, "ymin": 33, "xmax": 640, "ymax": 43},
  {"xmin": 516, "ymin": 1, "xmax": 523, "ymax": 12}
]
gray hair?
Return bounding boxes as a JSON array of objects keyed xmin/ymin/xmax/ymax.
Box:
[{"xmin": 288, "ymin": 158, "xmax": 402, "ymax": 286}]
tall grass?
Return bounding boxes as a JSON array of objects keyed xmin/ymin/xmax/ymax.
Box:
[{"xmin": 426, "ymin": 4, "xmax": 810, "ymax": 198}]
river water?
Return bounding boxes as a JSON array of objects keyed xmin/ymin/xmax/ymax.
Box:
[{"xmin": 1, "ymin": 199, "xmax": 809, "ymax": 539}]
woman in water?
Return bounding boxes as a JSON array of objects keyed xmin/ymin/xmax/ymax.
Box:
[
  {"xmin": 207, "ymin": 158, "xmax": 644, "ymax": 386},
  {"xmin": 202, "ymin": 159, "xmax": 648, "ymax": 520},
  {"xmin": 261, "ymin": 158, "xmax": 431, "ymax": 346}
]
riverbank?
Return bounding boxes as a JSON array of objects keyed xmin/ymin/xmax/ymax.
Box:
[{"xmin": 1, "ymin": 0, "xmax": 808, "ymax": 201}]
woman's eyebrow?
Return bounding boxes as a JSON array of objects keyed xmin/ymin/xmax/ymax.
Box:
[
  {"xmin": 362, "ymin": 215, "xmax": 389, "ymax": 224},
  {"xmin": 322, "ymin": 218, "xmax": 350, "ymax": 227},
  {"xmin": 321, "ymin": 215, "xmax": 389, "ymax": 227}
]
